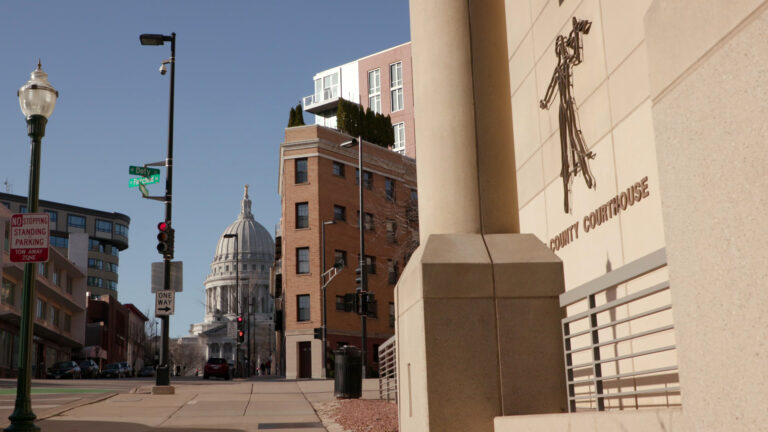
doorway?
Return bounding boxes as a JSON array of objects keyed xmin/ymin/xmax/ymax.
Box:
[{"xmin": 298, "ymin": 341, "xmax": 311, "ymax": 378}]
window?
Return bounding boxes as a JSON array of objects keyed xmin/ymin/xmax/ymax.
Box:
[
  {"xmin": 296, "ymin": 247, "xmax": 310, "ymax": 274},
  {"xmin": 386, "ymin": 220, "xmax": 398, "ymax": 244},
  {"xmin": 393, "ymin": 123, "xmax": 405, "ymax": 154},
  {"xmin": 19, "ymin": 205, "xmax": 27, "ymax": 214},
  {"xmin": 107, "ymin": 280, "xmax": 118, "ymax": 291},
  {"xmin": 106, "ymin": 263, "xmax": 118, "ymax": 273},
  {"xmin": 365, "ymin": 255, "xmax": 376, "ymax": 274},
  {"xmin": 1, "ymin": 279, "xmax": 15, "ymax": 305},
  {"xmin": 365, "ymin": 213, "xmax": 374, "ymax": 231},
  {"xmin": 295, "ymin": 202, "xmax": 309, "ymax": 229},
  {"xmin": 368, "ymin": 69, "xmax": 381, "ymax": 114},
  {"xmin": 336, "ymin": 296, "xmax": 345, "ymax": 311},
  {"xmin": 295, "ymin": 158, "xmax": 308, "ymax": 184},
  {"xmin": 36, "ymin": 299, "xmax": 46, "ymax": 320},
  {"xmin": 38, "ymin": 263, "xmax": 47, "ymax": 278},
  {"xmin": 314, "ymin": 72, "xmax": 339, "ymax": 102},
  {"xmin": 50, "ymin": 235, "xmax": 68, "ymax": 248},
  {"xmin": 410, "ymin": 189, "xmax": 418, "ymax": 203},
  {"xmin": 52, "ymin": 270, "xmax": 60, "ymax": 286},
  {"xmin": 110, "ymin": 246, "xmax": 119, "ymax": 257},
  {"xmin": 332, "ymin": 161, "xmax": 345, "ymax": 177},
  {"xmin": 388, "ymin": 259, "xmax": 399, "ymax": 285},
  {"xmin": 64, "ymin": 314, "xmax": 71, "ymax": 332},
  {"xmin": 88, "ymin": 258, "xmax": 103, "ymax": 270},
  {"xmin": 297, "ymin": 294, "xmax": 310, "ymax": 322},
  {"xmin": 45, "ymin": 210, "xmax": 57, "ymax": 224},
  {"xmin": 87, "ymin": 277, "xmax": 103, "ymax": 288},
  {"xmin": 333, "ymin": 205, "xmax": 346, "ymax": 222},
  {"xmin": 389, "ymin": 302, "xmax": 395, "ymax": 327},
  {"xmin": 66, "ymin": 277, "xmax": 73, "ymax": 295},
  {"xmin": 95, "ymin": 219, "xmax": 112, "ymax": 233},
  {"xmin": 50, "ymin": 306, "xmax": 60, "ymax": 327},
  {"xmin": 385, "ymin": 178, "xmax": 396, "ymax": 201},
  {"xmin": 115, "ymin": 224, "xmax": 129, "ymax": 237},
  {"xmin": 334, "ymin": 250, "xmax": 347, "ymax": 268},
  {"xmin": 88, "ymin": 239, "xmax": 103, "ymax": 252},
  {"xmin": 67, "ymin": 214, "xmax": 86, "ymax": 229},
  {"xmin": 390, "ymin": 62, "xmax": 403, "ymax": 112},
  {"xmin": 363, "ymin": 171, "xmax": 373, "ymax": 189}
]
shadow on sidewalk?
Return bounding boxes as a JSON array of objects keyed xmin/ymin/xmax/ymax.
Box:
[{"xmin": 38, "ymin": 419, "xmax": 245, "ymax": 432}]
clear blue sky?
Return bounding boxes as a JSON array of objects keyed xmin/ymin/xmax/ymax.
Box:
[{"xmin": 0, "ymin": 1, "xmax": 411, "ymax": 337}]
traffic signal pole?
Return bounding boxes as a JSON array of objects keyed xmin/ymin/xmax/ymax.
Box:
[
  {"xmin": 357, "ymin": 136, "xmax": 368, "ymax": 378},
  {"xmin": 157, "ymin": 32, "xmax": 175, "ymax": 388}
]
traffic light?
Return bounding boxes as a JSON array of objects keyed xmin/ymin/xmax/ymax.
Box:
[
  {"xmin": 355, "ymin": 266, "xmax": 363, "ymax": 291},
  {"xmin": 237, "ymin": 330, "xmax": 244, "ymax": 343},
  {"xmin": 156, "ymin": 221, "xmax": 174, "ymax": 259},
  {"xmin": 314, "ymin": 327, "xmax": 322, "ymax": 340},
  {"xmin": 236, "ymin": 315, "xmax": 244, "ymax": 343},
  {"xmin": 356, "ymin": 291, "xmax": 366, "ymax": 315}
]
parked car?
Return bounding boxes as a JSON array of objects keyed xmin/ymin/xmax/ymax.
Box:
[
  {"xmin": 100, "ymin": 362, "xmax": 126, "ymax": 378},
  {"xmin": 137, "ymin": 365, "xmax": 155, "ymax": 377},
  {"xmin": 47, "ymin": 361, "xmax": 81, "ymax": 379},
  {"xmin": 120, "ymin": 362, "xmax": 134, "ymax": 377},
  {"xmin": 78, "ymin": 360, "xmax": 100, "ymax": 378},
  {"xmin": 203, "ymin": 358, "xmax": 231, "ymax": 380}
]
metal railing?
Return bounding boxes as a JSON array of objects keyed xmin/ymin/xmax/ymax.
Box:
[
  {"xmin": 560, "ymin": 248, "xmax": 680, "ymax": 412},
  {"xmin": 378, "ymin": 335, "xmax": 397, "ymax": 402},
  {"xmin": 302, "ymin": 88, "xmax": 339, "ymax": 108}
]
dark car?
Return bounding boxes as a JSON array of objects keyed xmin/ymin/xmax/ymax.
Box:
[
  {"xmin": 78, "ymin": 360, "xmax": 99, "ymax": 378},
  {"xmin": 120, "ymin": 362, "xmax": 134, "ymax": 377},
  {"xmin": 137, "ymin": 365, "xmax": 155, "ymax": 377},
  {"xmin": 203, "ymin": 358, "xmax": 231, "ymax": 380},
  {"xmin": 47, "ymin": 361, "xmax": 81, "ymax": 379},
  {"xmin": 100, "ymin": 362, "xmax": 126, "ymax": 379}
]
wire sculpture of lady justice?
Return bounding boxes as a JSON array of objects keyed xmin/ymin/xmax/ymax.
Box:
[{"xmin": 540, "ymin": 17, "xmax": 596, "ymax": 213}]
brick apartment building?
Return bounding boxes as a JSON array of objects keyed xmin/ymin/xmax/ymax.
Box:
[{"xmin": 274, "ymin": 125, "xmax": 418, "ymax": 378}]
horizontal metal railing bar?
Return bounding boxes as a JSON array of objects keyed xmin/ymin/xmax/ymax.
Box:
[
  {"xmin": 568, "ymin": 345, "xmax": 676, "ymax": 370},
  {"xmin": 563, "ymin": 282, "xmax": 670, "ymax": 324},
  {"xmin": 568, "ymin": 365, "xmax": 679, "ymax": 385},
  {"xmin": 560, "ymin": 248, "xmax": 667, "ymax": 307},
  {"xmin": 565, "ymin": 324, "xmax": 675, "ymax": 355},
  {"xmin": 569, "ymin": 386, "xmax": 681, "ymax": 401},
  {"xmin": 564, "ymin": 305, "xmax": 673, "ymax": 339}
]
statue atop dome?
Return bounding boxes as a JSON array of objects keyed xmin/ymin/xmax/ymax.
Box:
[{"xmin": 240, "ymin": 184, "xmax": 253, "ymax": 219}]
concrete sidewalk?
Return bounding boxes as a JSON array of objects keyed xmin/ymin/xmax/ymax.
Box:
[{"xmin": 18, "ymin": 378, "xmax": 381, "ymax": 432}]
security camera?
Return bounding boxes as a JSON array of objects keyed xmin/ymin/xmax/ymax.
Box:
[{"xmin": 159, "ymin": 63, "xmax": 167, "ymax": 75}]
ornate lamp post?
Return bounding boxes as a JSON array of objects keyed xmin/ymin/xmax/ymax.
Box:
[
  {"xmin": 223, "ymin": 233, "xmax": 240, "ymax": 376},
  {"xmin": 6, "ymin": 61, "xmax": 58, "ymax": 432}
]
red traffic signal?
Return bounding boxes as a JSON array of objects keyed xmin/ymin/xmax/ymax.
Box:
[
  {"xmin": 157, "ymin": 221, "xmax": 169, "ymax": 232},
  {"xmin": 236, "ymin": 316, "xmax": 243, "ymax": 324},
  {"xmin": 237, "ymin": 330, "xmax": 245, "ymax": 343}
]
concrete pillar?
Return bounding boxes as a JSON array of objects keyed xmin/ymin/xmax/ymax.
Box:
[{"xmin": 397, "ymin": 1, "xmax": 567, "ymax": 431}]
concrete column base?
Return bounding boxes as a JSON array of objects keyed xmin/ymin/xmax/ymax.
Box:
[
  {"xmin": 151, "ymin": 385, "xmax": 175, "ymax": 395},
  {"xmin": 396, "ymin": 233, "xmax": 567, "ymax": 432}
]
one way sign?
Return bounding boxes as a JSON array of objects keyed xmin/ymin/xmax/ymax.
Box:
[{"xmin": 155, "ymin": 290, "xmax": 175, "ymax": 316}]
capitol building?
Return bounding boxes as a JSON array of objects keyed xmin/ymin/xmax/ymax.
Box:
[{"xmin": 189, "ymin": 186, "xmax": 275, "ymax": 371}]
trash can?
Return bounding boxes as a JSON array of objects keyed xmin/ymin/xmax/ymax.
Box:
[{"xmin": 334, "ymin": 345, "xmax": 362, "ymax": 398}]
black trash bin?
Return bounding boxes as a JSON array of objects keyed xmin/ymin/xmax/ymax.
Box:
[{"xmin": 334, "ymin": 345, "xmax": 362, "ymax": 398}]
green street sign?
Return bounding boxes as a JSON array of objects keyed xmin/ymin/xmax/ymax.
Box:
[
  {"xmin": 129, "ymin": 166, "xmax": 160, "ymax": 178},
  {"xmin": 138, "ymin": 183, "xmax": 149, "ymax": 198},
  {"xmin": 129, "ymin": 174, "xmax": 160, "ymax": 188}
]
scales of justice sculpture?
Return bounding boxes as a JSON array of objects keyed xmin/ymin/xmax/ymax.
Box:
[{"xmin": 540, "ymin": 17, "xmax": 597, "ymax": 213}]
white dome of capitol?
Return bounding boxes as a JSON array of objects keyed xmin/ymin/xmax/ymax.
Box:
[{"xmin": 213, "ymin": 185, "xmax": 274, "ymax": 263}]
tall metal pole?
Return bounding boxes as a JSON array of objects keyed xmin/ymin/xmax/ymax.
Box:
[
  {"xmin": 357, "ymin": 136, "xmax": 367, "ymax": 378},
  {"xmin": 7, "ymin": 115, "xmax": 47, "ymax": 432},
  {"xmin": 235, "ymin": 236, "xmax": 240, "ymax": 376},
  {"xmin": 157, "ymin": 32, "xmax": 175, "ymax": 387},
  {"xmin": 321, "ymin": 222, "xmax": 327, "ymax": 378}
]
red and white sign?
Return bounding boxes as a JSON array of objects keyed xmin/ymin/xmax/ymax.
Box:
[{"xmin": 9, "ymin": 213, "xmax": 50, "ymax": 263}]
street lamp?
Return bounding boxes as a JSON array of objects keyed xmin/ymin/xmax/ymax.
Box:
[
  {"xmin": 340, "ymin": 136, "xmax": 368, "ymax": 378},
  {"xmin": 140, "ymin": 32, "xmax": 176, "ymax": 388},
  {"xmin": 7, "ymin": 61, "xmax": 58, "ymax": 432},
  {"xmin": 223, "ymin": 233, "xmax": 241, "ymax": 376},
  {"xmin": 320, "ymin": 219, "xmax": 335, "ymax": 377}
]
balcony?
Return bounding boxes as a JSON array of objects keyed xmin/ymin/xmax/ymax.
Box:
[{"xmin": 302, "ymin": 88, "xmax": 339, "ymax": 114}]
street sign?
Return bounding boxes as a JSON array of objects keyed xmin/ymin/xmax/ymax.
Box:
[
  {"xmin": 155, "ymin": 290, "xmax": 175, "ymax": 316},
  {"xmin": 9, "ymin": 213, "xmax": 50, "ymax": 263},
  {"xmin": 151, "ymin": 261, "xmax": 183, "ymax": 292},
  {"xmin": 129, "ymin": 174, "xmax": 160, "ymax": 187},
  {"xmin": 129, "ymin": 166, "xmax": 160, "ymax": 178}
]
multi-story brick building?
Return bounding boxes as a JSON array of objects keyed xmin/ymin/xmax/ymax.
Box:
[
  {"xmin": 0, "ymin": 193, "xmax": 129, "ymax": 299},
  {"xmin": 302, "ymin": 42, "xmax": 416, "ymax": 158},
  {"xmin": 273, "ymin": 125, "xmax": 418, "ymax": 378},
  {"xmin": 0, "ymin": 205, "xmax": 88, "ymax": 378}
]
